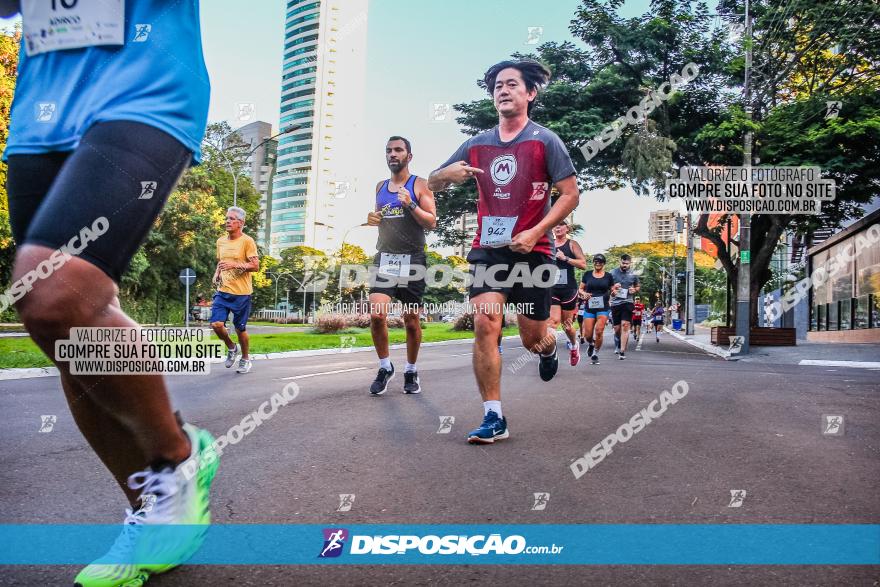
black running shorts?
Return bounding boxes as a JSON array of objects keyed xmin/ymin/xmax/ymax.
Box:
[
  {"xmin": 551, "ymin": 288, "xmax": 579, "ymax": 310},
  {"xmin": 466, "ymin": 247, "xmax": 553, "ymax": 321},
  {"xmin": 6, "ymin": 121, "xmax": 192, "ymax": 282},
  {"xmin": 611, "ymin": 302, "xmax": 634, "ymax": 326},
  {"xmin": 369, "ymin": 251, "xmax": 427, "ymax": 306}
]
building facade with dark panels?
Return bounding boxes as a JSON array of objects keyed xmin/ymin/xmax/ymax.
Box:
[{"xmin": 807, "ymin": 208, "xmax": 880, "ymax": 343}]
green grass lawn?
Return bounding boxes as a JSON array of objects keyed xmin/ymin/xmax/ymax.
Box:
[{"xmin": 0, "ymin": 323, "xmax": 520, "ymax": 369}]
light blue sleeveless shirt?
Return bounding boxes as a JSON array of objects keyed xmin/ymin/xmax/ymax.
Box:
[{"xmin": 5, "ymin": 0, "xmax": 209, "ymax": 163}]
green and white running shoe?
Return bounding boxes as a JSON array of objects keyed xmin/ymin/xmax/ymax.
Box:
[{"xmin": 74, "ymin": 424, "xmax": 219, "ymax": 587}]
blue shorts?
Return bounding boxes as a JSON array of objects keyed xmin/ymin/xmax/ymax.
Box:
[
  {"xmin": 210, "ymin": 292, "xmax": 252, "ymax": 332},
  {"xmin": 582, "ymin": 309, "xmax": 611, "ymax": 320}
]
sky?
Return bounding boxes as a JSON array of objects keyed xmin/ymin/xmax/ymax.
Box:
[
  {"xmin": 198, "ymin": 0, "xmax": 670, "ymax": 255},
  {"xmin": 3, "ymin": 0, "xmax": 670, "ymax": 255}
]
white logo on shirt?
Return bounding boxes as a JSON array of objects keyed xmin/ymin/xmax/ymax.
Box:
[
  {"xmin": 490, "ymin": 154, "xmax": 517, "ymax": 186},
  {"xmin": 493, "ymin": 187, "xmax": 511, "ymax": 200}
]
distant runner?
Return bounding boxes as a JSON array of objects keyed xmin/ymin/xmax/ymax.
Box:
[
  {"xmin": 549, "ymin": 220, "xmax": 586, "ymax": 366},
  {"xmin": 650, "ymin": 301, "xmax": 666, "ymax": 342},
  {"xmin": 578, "ymin": 254, "xmax": 614, "ymax": 364},
  {"xmin": 632, "ymin": 296, "xmax": 645, "ymax": 342},
  {"xmin": 609, "ymin": 253, "xmax": 640, "ymax": 360},
  {"xmin": 211, "ymin": 207, "xmax": 259, "ymax": 375}
]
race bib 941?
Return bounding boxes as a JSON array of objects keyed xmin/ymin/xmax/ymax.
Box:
[
  {"xmin": 23, "ymin": 0, "xmax": 125, "ymax": 57},
  {"xmin": 378, "ymin": 253, "xmax": 410, "ymax": 277},
  {"xmin": 480, "ymin": 216, "xmax": 518, "ymax": 248}
]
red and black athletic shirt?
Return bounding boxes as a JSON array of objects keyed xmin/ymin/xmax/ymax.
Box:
[{"xmin": 434, "ymin": 120, "xmax": 576, "ymax": 256}]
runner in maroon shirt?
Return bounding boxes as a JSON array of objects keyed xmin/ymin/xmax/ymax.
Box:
[{"xmin": 428, "ymin": 60, "xmax": 579, "ymax": 444}]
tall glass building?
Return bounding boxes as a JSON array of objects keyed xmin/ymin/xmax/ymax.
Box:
[{"xmin": 269, "ymin": 0, "xmax": 369, "ymax": 256}]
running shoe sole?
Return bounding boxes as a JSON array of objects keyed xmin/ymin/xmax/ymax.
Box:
[{"xmin": 467, "ymin": 430, "xmax": 509, "ymax": 444}]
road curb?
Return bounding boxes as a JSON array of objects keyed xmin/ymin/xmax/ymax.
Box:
[
  {"xmin": 663, "ymin": 327, "xmax": 734, "ymax": 360},
  {"xmin": 0, "ymin": 367, "xmax": 61, "ymax": 381},
  {"xmin": 0, "ymin": 335, "xmax": 519, "ymax": 380}
]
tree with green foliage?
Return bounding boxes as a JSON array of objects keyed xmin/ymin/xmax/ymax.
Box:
[
  {"xmin": 421, "ymin": 251, "xmax": 469, "ymax": 306},
  {"xmin": 271, "ymin": 245, "xmax": 329, "ymax": 313},
  {"xmin": 694, "ymin": 0, "xmax": 880, "ymax": 324},
  {"xmin": 327, "ymin": 242, "xmax": 371, "ymax": 306},
  {"xmin": 0, "ymin": 27, "xmax": 19, "ymax": 312},
  {"xmin": 199, "ymin": 122, "xmax": 264, "ymax": 236},
  {"xmin": 120, "ymin": 186, "xmax": 224, "ymax": 324},
  {"xmin": 605, "ymin": 242, "xmax": 723, "ymax": 310}
]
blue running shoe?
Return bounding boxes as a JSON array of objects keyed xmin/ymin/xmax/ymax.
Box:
[{"xmin": 467, "ymin": 410, "xmax": 509, "ymax": 444}]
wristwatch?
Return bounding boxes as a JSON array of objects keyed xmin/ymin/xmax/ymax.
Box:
[{"xmin": 407, "ymin": 201, "xmax": 418, "ymax": 211}]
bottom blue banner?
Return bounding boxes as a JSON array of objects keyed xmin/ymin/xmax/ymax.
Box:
[{"xmin": 0, "ymin": 524, "xmax": 877, "ymax": 565}]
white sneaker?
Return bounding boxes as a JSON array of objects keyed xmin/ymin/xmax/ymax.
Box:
[
  {"xmin": 74, "ymin": 424, "xmax": 219, "ymax": 586},
  {"xmin": 224, "ymin": 344, "xmax": 240, "ymax": 368},
  {"xmin": 236, "ymin": 358, "xmax": 252, "ymax": 374}
]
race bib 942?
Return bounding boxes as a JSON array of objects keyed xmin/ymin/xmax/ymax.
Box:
[
  {"xmin": 480, "ymin": 216, "xmax": 518, "ymax": 248},
  {"xmin": 23, "ymin": 0, "xmax": 125, "ymax": 57}
]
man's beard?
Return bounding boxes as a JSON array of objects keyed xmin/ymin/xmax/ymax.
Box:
[{"xmin": 387, "ymin": 160, "xmax": 403, "ymax": 172}]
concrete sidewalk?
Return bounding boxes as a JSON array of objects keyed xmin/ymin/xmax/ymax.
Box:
[{"xmin": 666, "ymin": 326, "xmax": 880, "ymax": 367}]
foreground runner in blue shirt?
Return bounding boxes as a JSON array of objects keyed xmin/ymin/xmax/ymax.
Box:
[{"xmin": 1, "ymin": 1, "xmax": 218, "ymax": 585}]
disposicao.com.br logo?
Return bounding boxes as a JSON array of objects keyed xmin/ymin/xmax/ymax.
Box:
[{"xmin": 318, "ymin": 528, "xmax": 563, "ymax": 558}]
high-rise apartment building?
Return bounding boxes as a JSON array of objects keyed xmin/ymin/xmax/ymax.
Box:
[{"xmin": 269, "ymin": 0, "xmax": 369, "ymax": 256}]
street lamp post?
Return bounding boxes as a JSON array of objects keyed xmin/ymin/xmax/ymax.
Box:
[
  {"xmin": 266, "ymin": 271, "xmax": 295, "ymax": 309},
  {"xmin": 686, "ymin": 214, "xmax": 696, "ymax": 335}
]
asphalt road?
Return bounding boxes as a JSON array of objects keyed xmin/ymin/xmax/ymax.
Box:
[{"xmin": 1, "ymin": 327, "xmax": 878, "ymax": 586}]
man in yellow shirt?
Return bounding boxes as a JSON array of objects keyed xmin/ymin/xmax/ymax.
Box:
[{"xmin": 211, "ymin": 207, "xmax": 260, "ymax": 373}]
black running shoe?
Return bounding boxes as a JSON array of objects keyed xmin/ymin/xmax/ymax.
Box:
[
  {"xmin": 369, "ymin": 365, "xmax": 394, "ymax": 395},
  {"xmin": 538, "ymin": 347, "xmax": 559, "ymax": 382},
  {"xmin": 403, "ymin": 371, "xmax": 421, "ymax": 394},
  {"xmin": 591, "ymin": 353, "xmax": 599, "ymax": 365},
  {"xmin": 587, "ymin": 343, "xmax": 594, "ymax": 357},
  {"xmin": 619, "ymin": 352, "xmax": 626, "ymax": 360}
]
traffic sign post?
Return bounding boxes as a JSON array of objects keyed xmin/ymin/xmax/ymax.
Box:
[{"xmin": 179, "ymin": 268, "xmax": 196, "ymax": 328}]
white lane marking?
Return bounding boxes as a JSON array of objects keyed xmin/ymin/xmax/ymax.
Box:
[
  {"xmin": 447, "ymin": 353, "xmax": 473, "ymax": 357},
  {"xmin": 279, "ymin": 367, "xmax": 368, "ymax": 380},
  {"xmin": 801, "ymin": 360, "xmax": 880, "ymax": 369}
]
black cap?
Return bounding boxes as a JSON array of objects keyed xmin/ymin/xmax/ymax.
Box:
[{"xmin": 593, "ymin": 254, "xmax": 606, "ymax": 263}]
